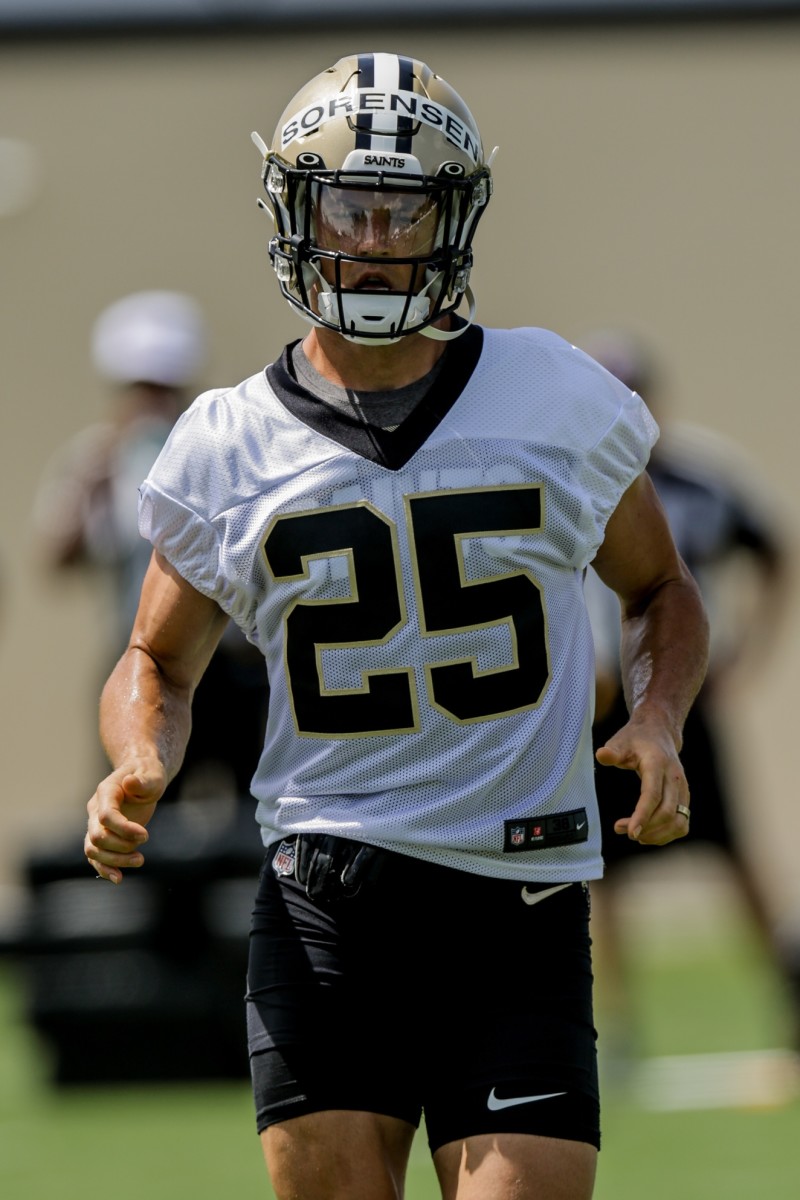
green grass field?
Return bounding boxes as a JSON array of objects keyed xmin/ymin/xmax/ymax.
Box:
[{"xmin": 1, "ymin": 866, "xmax": 798, "ymax": 1199}]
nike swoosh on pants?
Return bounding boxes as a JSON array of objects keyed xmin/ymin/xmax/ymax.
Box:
[
  {"xmin": 520, "ymin": 882, "xmax": 571, "ymax": 906},
  {"xmin": 487, "ymin": 1088, "xmax": 568, "ymax": 1110}
]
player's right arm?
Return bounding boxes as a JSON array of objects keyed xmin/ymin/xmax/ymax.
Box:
[{"xmin": 85, "ymin": 549, "xmax": 230, "ymax": 883}]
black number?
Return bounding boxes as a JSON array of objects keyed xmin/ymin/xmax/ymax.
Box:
[
  {"xmin": 264, "ymin": 486, "xmax": 550, "ymax": 737},
  {"xmin": 263, "ymin": 503, "xmax": 416, "ymax": 737},
  {"xmin": 407, "ymin": 485, "xmax": 549, "ymax": 722}
]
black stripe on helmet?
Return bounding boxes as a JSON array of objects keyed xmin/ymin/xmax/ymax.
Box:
[
  {"xmin": 394, "ymin": 55, "xmax": 415, "ymax": 154},
  {"xmin": 355, "ymin": 53, "xmax": 375, "ymax": 149}
]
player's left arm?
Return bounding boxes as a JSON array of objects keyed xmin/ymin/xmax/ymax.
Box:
[{"xmin": 591, "ymin": 471, "xmax": 709, "ymax": 844}]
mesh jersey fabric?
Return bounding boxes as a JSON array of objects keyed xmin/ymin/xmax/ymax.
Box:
[{"xmin": 138, "ymin": 325, "xmax": 658, "ymax": 881}]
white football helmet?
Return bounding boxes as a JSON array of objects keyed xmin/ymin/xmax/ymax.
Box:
[{"xmin": 252, "ymin": 52, "xmax": 493, "ymax": 345}]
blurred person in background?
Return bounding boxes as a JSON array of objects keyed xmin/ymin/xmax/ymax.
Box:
[
  {"xmin": 83, "ymin": 53, "xmax": 708, "ymax": 1200},
  {"xmin": 33, "ymin": 291, "xmax": 268, "ymax": 803},
  {"xmin": 580, "ymin": 328, "xmax": 799, "ymax": 1066}
]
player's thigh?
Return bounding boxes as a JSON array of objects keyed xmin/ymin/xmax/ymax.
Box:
[
  {"xmin": 421, "ymin": 880, "xmax": 600, "ymax": 1157},
  {"xmin": 261, "ymin": 1108, "xmax": 417, "ymax": 1200},
  {"xmin": 247, "ymin": 856, "xmax": 422, "ymax": 1128},
  {"xmin": 434, "ymin": 1132, "xmax": 597, "ymax": 1200}
]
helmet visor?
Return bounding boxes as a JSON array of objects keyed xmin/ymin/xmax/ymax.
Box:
[{"xmin": 310, "ymin": 183, "xmax": 443, "ymax": 258}]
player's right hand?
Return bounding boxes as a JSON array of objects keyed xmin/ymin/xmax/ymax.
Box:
[{"xmin": 85, "ymin": 761, "xmax": 166, "ymax": 884}]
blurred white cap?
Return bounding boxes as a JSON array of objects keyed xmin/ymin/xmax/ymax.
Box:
[{"xmin": 91, "ymin": 290, "xmax": 207, "ymax": 387}]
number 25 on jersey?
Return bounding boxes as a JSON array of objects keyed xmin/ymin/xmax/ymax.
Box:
[{"xmin": 263, "ymin": 484, "xmax": 551, "ymax": 738}]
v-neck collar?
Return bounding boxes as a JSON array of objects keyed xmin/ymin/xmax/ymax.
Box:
[{"xmin": 265, "ymin": 325, "xmax": 484, "ymax": 470}]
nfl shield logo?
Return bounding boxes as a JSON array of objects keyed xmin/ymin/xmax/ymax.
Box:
[
  {"xmin": 272, "ymin": 839, "xmax": 296, "ymax": 877},
  {"xmin": 510, "ymin": 825, "xmax": 526, "ymax": 847}
]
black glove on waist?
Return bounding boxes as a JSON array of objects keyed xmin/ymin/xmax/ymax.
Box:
[{"xmin": 294, "ymin": 833, "xmax": 386, "ymax": 903}]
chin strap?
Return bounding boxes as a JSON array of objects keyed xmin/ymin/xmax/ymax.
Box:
[
  {"xmin": 302, "ymin": 259, "xmax": 476, "ymax": 344},
  {"xmin": 420, "ymin": 285, "xmax": 476, "ymax": 341}
]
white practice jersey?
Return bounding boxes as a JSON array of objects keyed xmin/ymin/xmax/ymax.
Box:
[{"xmin": 139, "ymin": 326, "xmax": 658, "ymax": 881}]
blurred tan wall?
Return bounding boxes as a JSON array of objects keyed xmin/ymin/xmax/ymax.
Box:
[{"xmin": 1, "ymin": 23, "xmax": 798, "ymax": 916}]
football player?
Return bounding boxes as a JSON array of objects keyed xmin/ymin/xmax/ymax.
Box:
[{"xmin": 84, "ymin": 53, "xmax": 708, "ymax": 1200}]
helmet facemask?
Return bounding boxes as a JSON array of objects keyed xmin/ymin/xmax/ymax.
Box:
[
  {"xmin": 264, "ymin": 161, "xmax": 490, "ymax": 343},
  {"xmin": 252, "ymin": 53, "xmax": 493, "ymax": 345}
]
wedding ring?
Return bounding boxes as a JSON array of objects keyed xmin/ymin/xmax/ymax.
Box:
[{"xmin": 676, "ymin": 804, "xmax": 691, "ymax": 821}]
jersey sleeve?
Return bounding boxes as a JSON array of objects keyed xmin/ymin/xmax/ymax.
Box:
[
  {"xmin": 137, "ymin": 390, "xmax": 259, "ymax": 637},
  {"xmin": 498, "ymin": 328, "xmax": 659, "ymax": 562},
  {"xmin": 573, "ymin": 348, "xmax": 660, "ymax": 552}
]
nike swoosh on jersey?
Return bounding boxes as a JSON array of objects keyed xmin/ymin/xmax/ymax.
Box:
[
  {"xmin": 487, "ymin": 1088, "xmax": 568, "ymax": 1111},
  {"xmin": 520, "ymin": 883, "xmax": 571, "ymax": 906}
]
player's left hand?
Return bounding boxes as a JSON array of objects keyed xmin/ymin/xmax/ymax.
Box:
[{"xmin": 595, "ymin": 711, "xmax": 691, "ymax": 845}]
